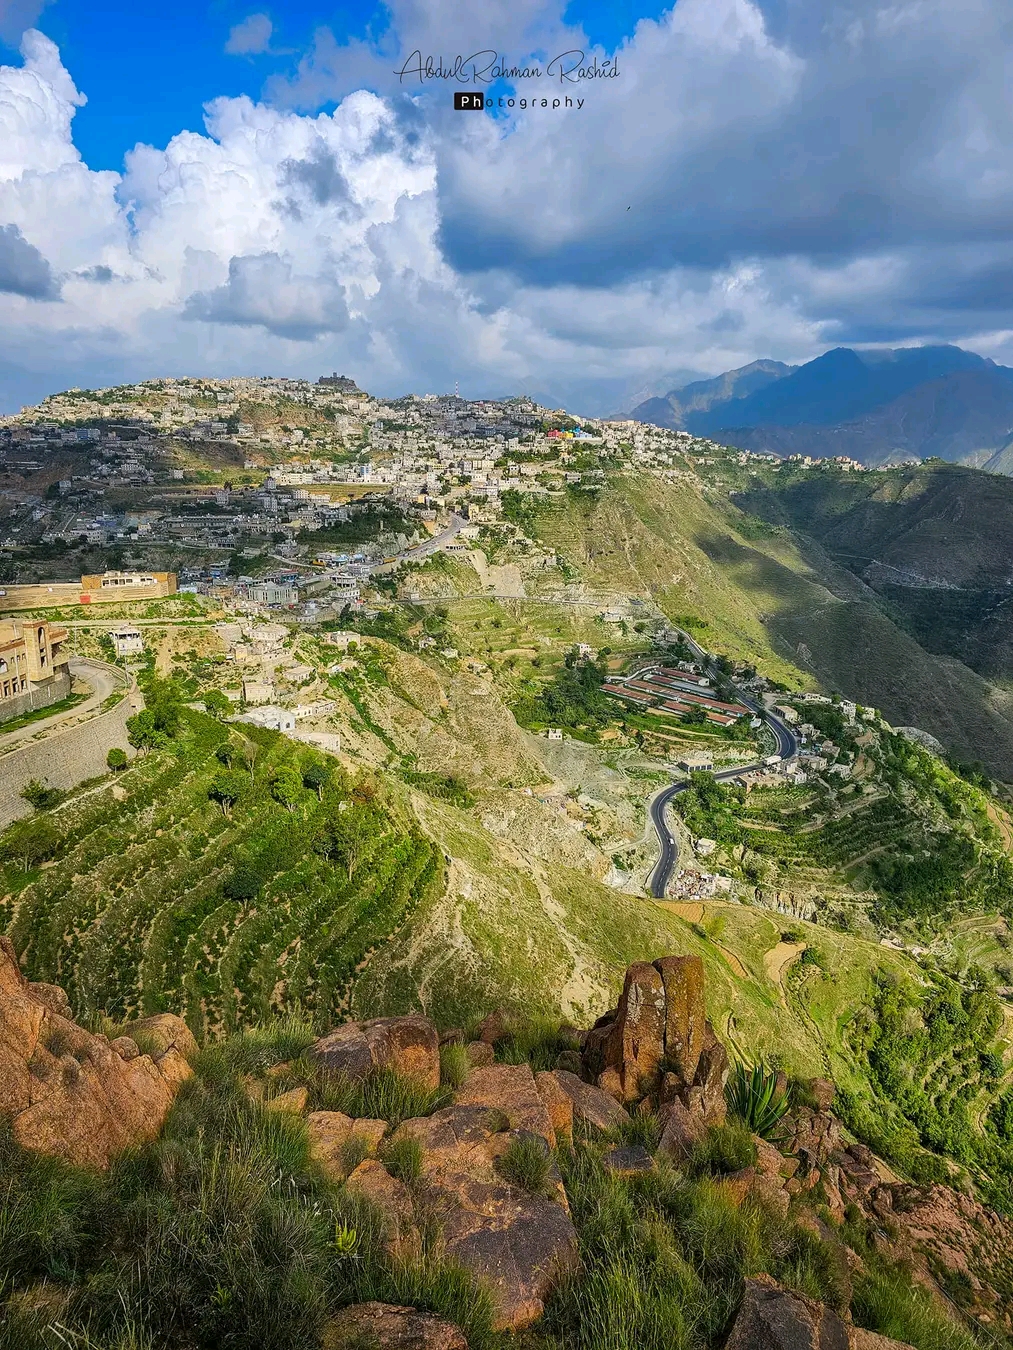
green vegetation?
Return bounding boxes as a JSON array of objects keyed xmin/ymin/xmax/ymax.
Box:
[
  {"xmin": 0, "ymin": 688, "xmax": 87, "ymax": 733},
  {"xmin": 725, "ymin": 1062, "xmax": 791, "ymax": 1142},
  {"xmin": 0, "ymin": 1030, "xmax": 498, "ymax": 1350},
  {"xmin": 1, "ymin": 698, "xmax": 440, "ymax": 1036},
  {"xmin": 514, "ymin": 649, "xmax": 614, "ymax": 731}
]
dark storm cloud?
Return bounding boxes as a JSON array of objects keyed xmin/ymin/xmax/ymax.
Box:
[{"xmin": 0, "ymin": 223, "xmax": 60, "ymax": 298}]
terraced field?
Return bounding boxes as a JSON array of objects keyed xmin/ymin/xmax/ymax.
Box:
[{"xmin": 1, "ymin": 712, "xmax": 440, "ymax": 1035}]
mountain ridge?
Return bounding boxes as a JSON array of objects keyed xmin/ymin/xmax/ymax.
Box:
[{"xmin": 630, "ymin": 345, "xmax": 1013, "ymax": 467}]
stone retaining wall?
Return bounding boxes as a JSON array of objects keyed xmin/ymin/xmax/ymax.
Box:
[{"xmin": 0, "ymin": 674, "xmax": 142, "ymax": 831}]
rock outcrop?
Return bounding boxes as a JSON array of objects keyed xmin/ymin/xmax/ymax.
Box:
[
  {"xmin": 323, "ymin": 1302, "xmax": 467, "ymax": 1350},
  {"xmin": 310, "ymin": 1015, "xmax": 440, "ymax": 1089},
  {"xmin": 580, "ymin": 954, "xmax": 729, "ymax": 1126},
  {"xmin": 0, "ymin": 936, "xmax": 194, "ymax": 1169},
  {"xmin": 392, "ymin": 1103, "xmax": 579, "ymax": 1330}
]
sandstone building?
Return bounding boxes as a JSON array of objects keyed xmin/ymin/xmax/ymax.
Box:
[{"xmin": 0, "ymin": 618, "xmax": 71, "ymax": 722}]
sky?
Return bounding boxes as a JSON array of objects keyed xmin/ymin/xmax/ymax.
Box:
[{"xmin": 0, "ymin": 0, "xmax": 1012, "ymax": 415}]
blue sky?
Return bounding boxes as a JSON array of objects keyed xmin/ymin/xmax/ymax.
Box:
[
  {"xmin": 6, "ymin": 0, "xmax": 671, "ymax": 172},
  {"xmin": 0, "ymin": 0, "xmax": 1012, "ymax": 414}
]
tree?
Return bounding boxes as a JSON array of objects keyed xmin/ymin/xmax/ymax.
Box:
[
  {"xmin": 208, "ymin": 770, "xmax": 246, "ymax": 818},
  {"xmin": 303, "ymin": 761, "xmax": 331, "ymax": 801},
  {"xmin": 271, "ymin": 767, "xmax": 304, "ymax": 812},
  {"xmin": 20, "ymin": 778, "xmax": 62, "ymax": 810},
  {"xmin": 317, "ymin": 803, "xmax": 378, "ymax": 879},
  {"xmin": 215, "ymin": 742, "xmax": 235, "ymax": 768},
  {"xmin": 0, "ymin": 816, "xmax": 60, "ymax": 872},
  {"xmin": 106, "ymin": 747, "xmax": 128, "ymax": 772},
  {"xmin": 127, "ymin": 711, "xmax": 168, "ymax": 755},
  {"xmin": 202, "ymin": 690, "xmax": 231, "ymax": 721}
]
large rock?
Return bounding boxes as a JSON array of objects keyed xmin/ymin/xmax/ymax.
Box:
[
  {"xmin": 657, "ymin": 1098, "xmax": 708, "ymax": 1161},
  {"xmin": 535, "ymin": 1070, "xmax": 573, "ymax": 1143},
  {"xmin": 454, "ymin": 1064, "xmax": 556, "ymax": 1147},
  {"xmin": 0, "ymin": 937, "xmax": 192, "ymax": 1170},
  {"xmin": 582, "ymin": 962, "xmax": 667, "ymax": 1104},
  {"xmin": 654, "ymin": 954, "xmax": 707, "ymax": 1089},
  {"xmin": 549, "ymin": 1070, "xmax": 630, "ymax": 1131},
  {"xmin": 725, "ymin": 1275, "xmax": 849, "ymax": 1350},
  {"xmin": 307, "ymin": 1110, "xmax": 388, "ymax": 1182},
  {"xmin": 344, "ymin": 1159, "xmax": 421, "ymax": 1258},
  {"xmin": 310, "ymin": 1015, "xmax": 440, "ymax": 1090},
  {"xmin": 392, "ymin": 1105, "xmax": 578, "ymax": 1330},
  {"xmin": 580, "ymin": 954, "xmax": 710, "ymax": 1106},
  {"xmin": 323, "ymin": 1302, "xmax": 467, "ymax": 1350}
]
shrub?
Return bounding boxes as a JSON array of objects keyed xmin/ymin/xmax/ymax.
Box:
[
  {"xmin": 292, "ymin": 1064, "xmax": 451, "ymax": 1129},
  {"xmin": 106, "ymin": 747, "xmax": 128, "ymax": 772},
  {"xmin": 609, "ymin": 1111, "xmax": 663, "ymax": 1152},
  {"xmin": 379, "ymin": 1135, "xmax": 423, "ymax": 1185},
  {"xmin": 853, "ymin": 1268, "xmax": 980, "ymax": 1350},
  {"xmin": 20, "ymin": 778, "xmax": 64, "ymax": 810},
  {"xmin": 0, "ymin": 1117, "xmax": 97, "ymax": 1287},
  {"xmin": 726, "ymin": 1060, "xmax": 791, "ymax": 1141},
  {"xmin": 439, "ymin": 1043, "xmax": 471, "ymax": 1089},
  {"xmin": 497, "ymin": 1134, "xmax": 553, "ymax": 1195},
  {"xmin": 688, "ymin": 1123, "xmax": 758, "ymax": 1178}
]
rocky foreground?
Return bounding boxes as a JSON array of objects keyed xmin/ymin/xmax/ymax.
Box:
[{"xmin": 3, "ymin": 939, "xmax": 1013, "ymax": 1348}]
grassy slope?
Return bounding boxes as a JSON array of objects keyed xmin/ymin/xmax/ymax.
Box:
[{"xmin": 508, "ymin": 475, "xmax": 1013, "ymax": 777}]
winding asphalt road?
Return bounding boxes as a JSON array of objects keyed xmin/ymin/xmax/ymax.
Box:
[{"xmin": 646, "ymin": 638, "xmax": 800, "ymax": 899}]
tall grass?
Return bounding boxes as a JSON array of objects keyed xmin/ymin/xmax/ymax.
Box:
[
  {"xmin": 853, "ymin": 1269, "xmax": 982, "ymax": 1350},
  {"xmin": 280, "ymin": 1060, "xmax": 452, "ymax": 1128}
]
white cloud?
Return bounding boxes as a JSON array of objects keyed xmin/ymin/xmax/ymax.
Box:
[
  {"xmin": 225, "ymin": 13, "xmax": 273, "ymax": 57},
  {"xmin": 2, "ymin": 4, "xmax": 1013, "ymax": 414}
]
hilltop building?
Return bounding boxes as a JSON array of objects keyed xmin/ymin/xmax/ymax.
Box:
[{"xmin": 0, "ymin": 618, "xmax": 71, "ymax": 722}]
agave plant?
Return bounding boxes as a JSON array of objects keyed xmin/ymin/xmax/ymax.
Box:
[{"xmin": 726, "ymin": 1058, "xmax": 791, "ymax": 1141}]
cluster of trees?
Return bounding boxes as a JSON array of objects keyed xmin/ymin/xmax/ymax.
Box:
[
  {"xmin": 840, "ymin": 970, "xmax": 1013, "ymax": 1203},
  {"xmin": 515, "ymin": 648, "xmax": 615, "ymax": 730}
]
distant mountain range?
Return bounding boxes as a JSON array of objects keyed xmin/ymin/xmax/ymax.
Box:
[{"xmin": 629, "ymin": 346, "xmax": 1013, "ymax": 469}]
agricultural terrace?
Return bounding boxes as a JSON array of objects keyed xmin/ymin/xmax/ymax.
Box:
[{"xmin": 1, "ymin": 706, "xmax": 439, "ymax": 1036}]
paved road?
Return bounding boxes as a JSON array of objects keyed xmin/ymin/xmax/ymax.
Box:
[
  {"xmin": 374, "ymin": 513, "xmax": 466, "ymax": 573},
  {"xmin": 0, "ymin": 657, "xmax": 127, "ymax": 753},
  {"xmin": 646, "ymin": 634, "xmax": 800, "ymax": 899}
]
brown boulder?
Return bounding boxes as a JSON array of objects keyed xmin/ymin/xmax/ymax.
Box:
[
  {"xmin": 344, "ymin": 1160, "xmax": 421, "ymax": 1258},
  {"xmin": 118, "ymin": 1012, "xmax": 198, "ymax": 1060},
  {"xmin": 657, "ymin": 1098, "xmax": 707, "ymax": 1162},
  {"xmin": 810, "ymin": 1077, "xmax": 836, "ymax": 1111},
  {"xmin": 654, "ymin": 954, "xmax": 707, "ymax": 1088},
  {"xmin": 725, "ymin": 1274, "xmax": 849, "ymax": 1350},
  {"xmin": 0, "ymin": 937, "xmax": 191, "ymax": 1170},
  {"xmin": 692, "ymin": 1025, "xmax": 729, "ymax": 1124},
  {"xmin": 586, "ymin": 962, "xmax": 667, "ymax": 1104},
  {"xmin": 464, "ymin": 1040, "xmax": 495, "ymax": 1067},
  {"xmin": 849, "ymin": 1332, "xmax": 915, "ymax": 1349},
  {"xmin": 323, "ymin": 1302, "xmax": 467, "ymax": 1350},
  {"xmin": 311, "ymin": 1015, "xmax": 440, "ymax": 1090},
  {"xmin": 454, "ymin": 1064, "xmax": 556, "ymax": 1147},
  {"xmin": 475, "ymin": 1008, "xmax": 512, "ymax": 1045},
  {"xmin": 392, "ymin": 1106, "xmax": 578, "ymax": 1330},
  {"xmin": 307, "ymin": 1111, "xmax": 389, "ymax": 1181},
  {"xmin": 265, "ymin": 1086, "xmax": 308, "ymax": 1115},
  {"xmin": 535, "ymin": 1070, "xmax": 573, "ymax": 1143},
  {"xmin": 549, "ymin": 1070, "xmax": 630, "ymax": 1131}
]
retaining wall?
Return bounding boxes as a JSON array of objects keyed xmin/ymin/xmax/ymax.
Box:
[{"xmin": 0, "ymin": 671, "xmax": 143, "ymax": 831}]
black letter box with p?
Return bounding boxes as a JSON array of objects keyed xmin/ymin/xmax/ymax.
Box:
[{"xmin": 454, "ymin": 92, "xmax": 486, "ymax": 110}]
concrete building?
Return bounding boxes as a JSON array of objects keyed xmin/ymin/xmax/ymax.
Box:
[
  {"xmin": 234, "ymin": 705, "xmax": 296, "ymax": 732},
  {"xmin": 110, "ymin": 626, "xmax": 144, "ymax": 656},
  {"xmin": 0, "ymin": 619, "xmax": 71, "ymax": 722}
]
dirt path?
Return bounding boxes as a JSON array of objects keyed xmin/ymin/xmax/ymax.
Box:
[{"xmin": 764, "ymin": 941, "xmax": 806, "ymax": 1006}]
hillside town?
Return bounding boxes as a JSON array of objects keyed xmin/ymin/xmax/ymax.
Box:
[{"xmin": 0, "ymin": 373, "xmax": 911, "ymax": 629}]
